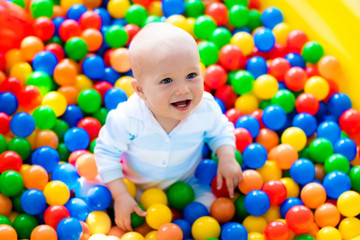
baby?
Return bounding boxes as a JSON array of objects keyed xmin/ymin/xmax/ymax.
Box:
[{"xmin": 94, "ymin": 22, "xmax": 242, "ymax": 231}]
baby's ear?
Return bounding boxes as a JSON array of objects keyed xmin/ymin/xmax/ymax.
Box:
[{"xmin": 131, "ymin": 78, "xmax": 146, "ymax": 100}]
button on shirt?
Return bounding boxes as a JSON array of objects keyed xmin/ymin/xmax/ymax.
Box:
[{"xmin": 94, "ymin": 91, "xmax": 235, "ymax": 190}]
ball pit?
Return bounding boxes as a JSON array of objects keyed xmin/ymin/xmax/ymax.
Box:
[{"xmin": 0, "ymin": 0, "xmax": 359, "ymax": 239}]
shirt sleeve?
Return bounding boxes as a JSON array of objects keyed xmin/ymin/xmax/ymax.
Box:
[
  {"xmin": 94, "ymin": 104, "xmax": 134, "ymax": 183},
  {"xmin": 203, "ymin": 93, "xmax": 236, "ymax": 153}
]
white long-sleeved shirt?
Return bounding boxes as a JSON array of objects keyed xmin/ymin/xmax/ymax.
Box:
[{"xmin": 94, "ymin": 91, "xmax": 235, "ymax": 190}]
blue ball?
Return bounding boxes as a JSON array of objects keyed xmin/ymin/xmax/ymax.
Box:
[
  {"xmin": 316, "ymin": 121, "xmax": 341, "ymax": 144},
  {"xmin": 93, "ymin": 8, "xmax": 112, "ymax": 26},
  {"xmin": 86, "ymin": 185, "xmax": 112, "ymax": 211},
  {"xmin": 32, "ymin": 51, "xmax": 58, "ymax": 76},
  {"xmin": 66, "ymin": 4, "xmax": 87, "ymax": 21},
  {"xmin": 235, "ymin": 115, "xmax": 260, "ymax": 138},
  {"xmin": 292, "ymin": 113, "xmax": 317, "ymax": 137},
  {"xmin": 111, "ymin": 18, "xmax": 127, "ymax": 26},
  {"xmin": 162, "ymin": 0, "xmax": 185, "ymax": 17},
  {"xmin": 214, "ymin": 97, "xmax": 226, "ymax": 114},
  {"xmin": 278, "ymin": 81, "xmax": 287, "ymax": 90},
  {"xmin": 261, "ymin": 7, "xmax": 283, "ymax": 29},
  {"xmin": 31, "ymin": 146, "xmax": 60, "ymax": 173},
  {"xmin": 334, "ymin": 138, "xmax": 357, "ymax": 161},
  {"xmin": 183, "ymin": 202, "xmax": 209, "ymax": 224},
  {"xmin": 323, "ymin": 170, "xmax": 351, "ymax": 199},
  {"xmin": 104, "ymin": 87, "xmax": 128, "ymax": 110},
  {"xmin": 10, "ymin": 112, "xmax": 35, "ymax": 137},
  {"xmin": 262, "ymin": 105, "xmax": 287, "ymax": 130},
  {"xmin": 61, "ymin": 105, "xmax": 84, "ymax": 128},
  {"xmin": 245, "ymin": 56, "xmax": 268, "ymax": 79},
  {"xmin": 195, "ymin": 159, "xmax": 218, "ymax": 185},
  {"xmin": 56, "ymin": 217, "xmax": 83, "ymax": 240},
  {"xmin": 52, "ymin": 163, "xmax": 80, "ymax": 190},
  {"xmin": 20, "ymin": 189, "xmax": 46, "ymax": 215},
  {"xmin": 52, "ymin": 17, "xmax": 65, "ymax": 37},
  {"xmin": 253, "ymin": 28, "xmax": 276, "ymax": 52},
  {"xmin": 102, "ymin": 67, "xmax": 121, "ymax": 85},
  {"xmin": 64, "ymin": 127, "xmax": 90, "ymax": 151},
  {"xmin": 285, "ymin": 53, "xmax": 306, "ymax": 69},
  {"xmin": 0, "ymin": 92, "xmax": 18, "ymax": 115},
  {"xmin": 82, "ymin": 55, "xmax": 106, "ymax": 79},
  {"xmin": 243, "ymin": 143, "xmax": 267, "ymax": 169},
  {"xmin": 290, "ymin": 158, "xmax": 315, "ymax": 185},
  {"xmin": 280, "ymin": 197, "xmax": 303, "ymax": 218},
  {"xmin": 64, "ymin": 198, "xmax": 89, "ymax": 222},
  {"xmin": 244, "ymin": 190, "xmax": 270, "ymax": 216},
  {"xmin": 327, "ymin": 92, "xmax": 352, "ymax": 119},
  {"xmin": 315, "ymin": 101, "xmax": 327, "ymax": 122},
  {"xmin": 172, "ymin": 219, "xmax": 191, "ymax": 239},
  {"xmin": 221, "ymin": 222, "xmax": 248, "ymax": 240}
]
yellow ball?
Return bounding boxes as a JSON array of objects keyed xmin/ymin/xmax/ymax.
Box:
[
  {"xmin": 76, "ymin": 74, "xmax": 93, "ymax": 91},
  {"xmin": 281, "ymin": 127, "xmax": 307, "ymax": 151},
  {"xmin": 61, "ymin": 0, "xmax": 82, "ymax": 12},
  {"xmin": 166, "ymin": 15, "xmax": 188, "ymax": 30},
  {"xmin": 107, "ymin": 0, "xmax": 130, "ymax": 19},
  {"xmin": 147, "ymin": 1, "xmax": 162, "ymax": 16},
  {"xmin": 42, "ymin": 91, "xmax": 67, "ymax": 117},
  {"xmin": 253, "ymin": 74, "xmax": 279, "ymax": 99},
  {"xmin": 145, "ymin": 203, "xmax": 172, "ymax": 229},
  {"xmin": 235, "ymin": 94, "xmax": 259, "ymax": 114},
  {"xmin": 272, "ymin": 23, "xmax": 291, "ymax": 46},
  {"xmin": 186, "ymin": 18, "xmax": 196, "ymax": 38},
  {"xmin": 337, "ymin": 190, "xmax": 360, "ymax": 217},
  {"xmin": 263, "ymin": 205, "xmax": 281, "ymax": 223},
  {"xmin": 86, "ymin": 211, "xmax": 111, "ymax": 235},
  {"xmin": 304, "ymin": 76, "xmax": 330, "ymax": 100},
  {"xmin": 140, "ymin": 188, "xmax": 168, "ymax": 210},
  {"xmin": 316, "ymin": 227, "xmax": 342, "ymax": 240},
  {"xmin": 257, "ymin": 161, "xmax": 282, "ymax": 182},
  {"xmin": 10, "ymin": 62, "xmax": 33, "ymax": 85},
  {"xmin": 192, "ymin": 216, "xmax": 221, "ymax": 240},
  {"xmin": 88, "ymin": 233, "xmax": 107, "ymax": 240},
  {"xmin": 280, "ymin": 177, "xmax": 300, "ymax": 198},
  {"xmin": 338, "ymin": 217, "xmax": 360, "ymax": 240},
  {"xmin": 242, "ymin": 216, "xmax": 267, "ymax": 234},
  {"xmin": 231, "ymin": 32, "xmax": 254, "ymax": 56},
  {"xmin": 114, "ymin": 76, "xmax": 134, "ymax": 97},
  {"xmin": 123, "ymin": 178, "xmax": 136, "ymax": 198},
  {"xmin": 121, "ymin": 232, "xmax": 145, "ymax": 240},
  {"xmin": 43, "ymin": 180, "xmax": 70, "ymax": 205},
  {"xmin": 248, "ymin": 232, "xmax": 265, "ymax": 240},
  {"xmin": 145, "ymin": 230, "xmax": 157, "ymax": 240}
]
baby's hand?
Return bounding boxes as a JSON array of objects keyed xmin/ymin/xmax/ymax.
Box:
[{"xmin": 113, "ymin": 193, "xmax": 147, "ymax": 232}]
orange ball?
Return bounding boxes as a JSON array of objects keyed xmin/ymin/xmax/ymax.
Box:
[
  {"xmin": 81, "ymin": 29, "xmax": 103, "ymax": 52},
  {"xmin": 79, "ymin": 221, "xmax": 91, "ymax": 240},
  {"xmin": 107, "ymin": 226, "xmax": 126, "ymax": 238},
  {"xmin": 53, "ymin": 60, "xmax": 77, "ymax": 86},
  {"xmin": 238, "ymin": 169, "xmax": 264, "ymax": 194},
  {"xmin": 314, "ymin": 203, "xmax": 340, "ymax": 228},
  {"xmin": 22, "ymin": 165, "xmax": 49, "ymax": 191},
  {"xmin": 110, "ymin": 48, "xmax": 131, "ymax": 73},
  {"xmin": 34, "ymin": 130, "xmax": 59, "ymax": 149},
  {"xmin": 57, "ymin": 86, "xmax": 79, "ymax": 105},
  {"xmin": 0, "ymin": 225, "xmax": 17, "ymax": 240},
  {"xmin": 210, "ymin": 197, "xmax": 235, "ymax": 224},
  {"xmin": 318, "ymin": 55, "xmax": 341, "ymax": 80},
  {"xmin": 134, "ymin": 222, "xmax": 153, "ymax": 236},
  {"xmin": 300, "ymin": 182, "xmax": 326, "ymax": 209},
  {"xmin": 20, "ymin": 36, "xmax": 44, "ymax": 62},
  {"xmin": 255, "ymin": 128, "xmax": 279, "ymax": 152},
  {"xmin": 268, "ymin": 144, "xmax": 298, "ymax": 170},
  {"xmin": 157, "ymin": 223, "xmax": 183, "ymax": 240},
  {"xmin": 30, "ymin": 225, "xmax": 57, "ymax": 240},
  {"xmin": 0, "ymin": 194, "xmax": 12, "ymax": 217},
  {"xmin": 75, "ymin": 153, "xmax": 98, "ymax": 180}
]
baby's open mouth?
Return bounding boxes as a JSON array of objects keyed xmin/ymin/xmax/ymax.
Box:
[{"xmin": 171, "ymin": 100, "xmax": 191, "ymax": 110}]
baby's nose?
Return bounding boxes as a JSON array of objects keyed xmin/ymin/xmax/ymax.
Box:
[{"xmin": 176, "ymin": 83, "xmax": 190, "ymax": 95}]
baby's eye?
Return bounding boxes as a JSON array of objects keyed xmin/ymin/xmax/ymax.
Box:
[
  {"xmin": 161, "ymin": 78, "xmax": 172, "ymax": 84},
  {"xmin": 187, "ymin": 73, "xmax": 197, "ymax": 79}
]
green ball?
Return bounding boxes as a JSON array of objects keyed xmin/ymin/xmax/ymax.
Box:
[
  {"xmin": 12, "ymin": 191, "xmax": 25, "ymax": 213},
  {"xmin": 341, "ymin": 131, "xmax": 349, "ymax": 139},
  {"xmin": 247, "ymin": 9, "xmax": 262, "ymax": 31},
  {"xmin": 167, "ymin": 182, "xmax": 195, "ymax": 211},
  {"xmin": 301, "ymin": 41, "xmax": 324, "ymax": 64},
  {"xmin": 235, "ymin": 150, "xmax": 242, "ymax": 166},
  {"xmin": 185, "ymin": 0, "xmax": 205, "ymax": 18},
  {"xmin": 271, "ymin": 89, "xmax": 296, "ymax": 113},
  {"xmin": 13, "ymin": 213, "xmax": 38, "ymax": 239},
  {"xmin": 210, "ymin": 27, "xmax": 232, "ymax": 50},
  {"xmin": 224, "ymin": 0, "xmax": 248, "ymax": 8},
  {"xmin": 45, "ymin": 36, "xmax": 63, "ymax": 45},
  {"xmin": 57, "ymin": 143, "xmax": 71, "ymax": 162},
  {"xmin": 30, "ymin": 0, "xmax": 53, "ymax": 18},
  {"xmin": 0, "ymin": 215, "xmax": 12, "ymax": 226},
  {"xmin": 259, "ymin": 99, "xmax": 271, "ymax": 110},
  {"xmin": 0, "ymin": 170, "xmax": 24, "ymax": 197},
  {"xmin": 65, "ymin": 37, "xmax": 88, "ymax": 61},
  {"xmin": 32, "ymin": 105, "xmax": 57, "ymax": 130},
  {"xmin": 324, "ymin": 153, "xmax": 350, "ymax": 174},
  {"xmin": 229, "ymin": 5, "xmax": 249, "ymax": 28},
  {"xmin": 27, "ymin": 71, "xmax": 53, "ymax": 96},
  {"xmin": 78, "ymin": 89, "xmax": 102, "ymax": 114},
  {"xmin": 211, "ymin": 152, "xmax": 218, "ymax": 164},
  {"xmin": 349, "ymin": 166, "xmax": 360, "ymax": 191},
  {"xmin": 298, "ymin": 147, "xmax": 310, "ymax": 159},
  {"xmin": 194, "ymin": 15, "xmax": 217, "ymax": 40},
  {"xmin": 8, "ymin": 137, "xmax": 31, "ymax": 161},
  {"xmin": 308, "ymin": 138, "xmax": 333, "ymax": 163},
  {"xmin": 145, "ymin": 15, "xmax": 162, "ymax": 25},
  {"xmin": 52, "ymin": 119, "xmax": 69, "ymax": 142},
  {"xmin": 131, "ymin": 204, "xmax": 145, "ymax": 228},
  {"xmin": 11, "ymin": 0, "xmax": 25, "ymax": 8},
  {"xmin": 92, "ymin": 107, "xmax": 109, "ymax": 125},
  {"xmin": 89, "ymin": 138, "xmax": 97, "ymax": 153},
  {"xmin": 234, "ymin": 195, "xmax": 249, "ymax": 221},
  {"xmin": 231, "ymin": 70, "xmax": 254, "ymax": 95},
  {"xmin": 105, "ymin": 25, "xmax": 129, "ymax": 48},
  {"xmin": 125, "ymin": 4, "xmax": 148, "ymax": 27},
  {"xmin": 0, "ymin": 134, "xmax": 7, "ymax": 154},
  {"xmin": 198, "ymin": 41, "xmax": 219, "ymax": 66},
  {"xmin": 294, "ymin": 234, "xmax": 315, "ymax": 240}
]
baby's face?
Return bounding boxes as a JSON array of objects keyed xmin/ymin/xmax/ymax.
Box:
[{"xmin": 136, "ymin": 44, "xmax": 204, "ymax": 128}]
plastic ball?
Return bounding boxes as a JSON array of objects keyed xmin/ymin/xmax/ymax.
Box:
[
  {"xmin": 269, "ymin": 144, "xmax": 298, "ymax": 170},
  {"xmin": 219, "ymin": 44, "xmax": 245, "ymax": 71},
  {"xmin": 234, "ymin": 127, "xmax": 253, "ymax": 152},
  {"xmin": 292, "ymin": 113, "xmax": 317, "ymax": 137},
  {"xmin": 146, "ymin": 204, "xmax": 172, "ymax": 229},
  {"xmin": 255, "ymin": 128, "xmax": 279, "ymax": 151},
  {"xmin": 104, "ymin": 87, "xmax": 128, "ymax": 110},
  {"xmin": 301, "ymin": 41, "xmax": 324, "ymax": 64},
  {"xmin": 64, "ymin": 198, "xmax": 89, "ymax": 222},
  {"xmin": 20, "ymin": 189, "xmax": 46, "ymax": 215},
  {"xmin": 191, "ymin": 216, "xmax": 220, "ymax": 240},
  {"xmin": 104, "ymin": 25, "xmax": 128, "ymax": 48},
  {"xmin": 308, "ymin": 138, "xmax": 333, "ymax": 163},
  {"xmin": 34, "ymin": 129, "xmax": 59, "ymax": 149},
  {"xmin": 254, "ymin": 28, "xmax": 276, "ymax": 52},
  {"xmin": 32, "ymin": 51, "xmax": 58, "ymax": 76},
  {"xmin": 140, "ymin": 188, "xmax": 168, "ymax": 210},
  {"xmin": 204, "ymin": 64, "xmax": 227, "ymax": 90},
  {"xmin": 77, "ymin": 117, "xmax": 101, "ymax": 142},
  {"xmin": 244, "ymin": 190, "xmax": 270, "ymax": 216},
  {"xmin": 75, "ymin": 153, "xmax": 98, "ymax": 180},
  {"xmin": 167, "ymin": 182, "xmax": 194, "ymax": 211},
  {"xmin": 280, "ymin": 197, "xmax": 303, "ymax": 218},
  {"xmin": 41, "ymin": 91, "xmax": 67, "ymax": 117},
  {"xmin": 0, "ymin": 170, "xmax": 24, "ymax": 197},
  {"xmin": 12, "ymin": 213, "xmax": 38, "ymax": 239},
  {"xmin": 157, "ymin": 223, "xmax": 183, "ymax": 240},
  {"xmin": 262, "ymin": 180, "xmax": 287, "ymax": 206},
  {"xmin": 109, "ymin": 48, "xmax": 131, "ymax": 73},
  {"xmin": 262, "ymin": 105, "xmax": 287, "ymax": 130},
  {"xmin": 51, "ymin": 163, "xmax": 80, "ymax": 190},
  {"xmin": 231, "ymin": 31, "xmax": 254, "ymax": 56},
  {"xmin": 257, "ymin": 160, "xmax": 282, "ymax": 183},
  {"xmin": 0, "ymin": 151, "xmax": 22, "ymax": 173},
  {"xmin": 107, "ymin": 0, "xmax": 130, "ymax": 19},
  {"xmin": 289, "ymin": 158, "xmax": 315, "ymax": 185},
  {"xmin": 300, "ymin": 182, "xmax": 326, "ymax": 209},
  {"xmin": 253, "ymin": 74, "xmax": 278, "ymax": 99},
  {"xmin": 317, "ymin": 55, "xmax": 342, "ymax": 80},
  {"xmin": 32, "ymin": 105, "xmax": 57, "ymax": 130},
  {"xmin": 271, "ymin": 89, "xmax": 296, "ymax": 113},
  {"xmin": 183, "ymin": 201, "xmax": 209, "ymax": 224},
  {"xmin": 235, "ymin": 115, "xmax": 260, "ymax": 138},
  {"xmin": 162, "ymin": 0, "xmax": 185, "ymax": 17},
  {"xmin": 10, "ymin": 112, "xmax": 36, "ymax": 138},
  {"xmin": 53, "ymin": 60, "xmax": 77, "ymax": 86},
  {"xmin": 82, "ymin": 55, "xmax": 105, "ymax": 80},
  {"xmin": 56, "ymin": 217, "xmax": 83, "ymax": 240},
  {"xmin": 209, "ymin": 197, "xmax": 235, "ymax": 223},
  {"xmin": 323, "ymin": 170, "xmax": 351, "ymax": 199},
  {"xmin": 121, "ymin": 232, "xmax": 144, "ymax": 240},
  {"xmin": 195, "ymin": 159, "xmax": 217, "ymax": 185},
  {"xmin": 193, "ymin": 15, "xmax": 216, "ymax": 40},
  {"xmin": 43, "ymin": 180, "xmax": 70, "ymax": 205},
  {"xmin": 324, "ymin": 153, "xmax": 350, "ymax": 174},
  {"xmin": 339, "ymin": 108, "xmax": 360, "ymax": 135},
  {"xmin": 86, "ymin": 185, "xmax": 112, "ymax": 211},
  {"xmin": 349, "ymin": 166, "xmax": 360, "ymax": 191},
  {"xmin": 238, "ymin": 169, "xmax": 263, "ymax": 195},
  {"xmin": 228, "ymin": 4, "xmax": 249, "ymax": 28},
  {"xmin": 264, "ymin": 220, "xmax": 290, "ymax": 240},
  {"xmin": 30, "ymin": 224, "xmax": 58, "ymax": 240},
  {"xmin": 242, "ymin": 143, "xmax": 267, "ymax": 169},
  {"xmin": 337, "ymin": 190, "xmax": 360, "ymax": 217},
  {"xmin": 64, "ymin": 37, "xmax": 88, "ymax": 61},
  {"xmin": 81, "ymin": 28, "xmax": 103, "ymax": 52},
  {"xmin": 231, "ymin": 70, "xmax": 254, "ymax": 95},
  {"xmin": 304, "ymin": 76, "xmax": 329, "ymax": 101},
  {"xmin": 210, "ymin": 27, "xmax": 232, "ymax": 50},
  {"xmin": 125, "ymin": 4, "xmax": 148, "ymax": 27},
  {"xmin": 198, "ymin": 41, "xmax": 219, "ymax": 66},
  {"xmin": 261, "ymin": 7, "xmax": 283, "ymax": 29},
  {"xmin": 44, "ymin": 205, "xmax": 70, "ymax": 229},
  {"xmin": 316, "ymin": 226, "xmax": 342, "ymax": 240},
  {"xmin": 242, "ymin": 215, "xmax": 267, "ymax": 234},
  {"xmin": 64, "ymin": 127, "xmax": 90, "ymax": 151},
  {"xmin": 221, "ymin": 222, "xmax": 248, "ymax": 240},
  {"xmin": 246, "ymin": 56, "xmax": 268, "ymax": 79},
  {"xmin": 22, "ymin": 164, "xmax": 48, "ymax": 190},
  {"xmin": 314, "ymin": 203, "xmax": 340, "ymax": 228},
  {"xmin": 31, "ymin": 146, "xmax": 59, "ymax": 173},
  {"xmin": 20, "ymin": 36, "xmax": 45, "ymax": 62},
  {"xmin": 0, "ymin": 112, "xmax": 10, "ymax": 135},
  {"xmin": 285, "ymin": 205, "xmax": 314, "ymax": 234},
  {"xmin": 284, "ymin": 66, "xmax": 307, "ymax": 91},
  {"xmin": 61, "ymin": 105, "xmax": 84, "ymax": 128},
  {"xmin": 86, "ymin": 211, "xmax": 111, "ymax": 235}
]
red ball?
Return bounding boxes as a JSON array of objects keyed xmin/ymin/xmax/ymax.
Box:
[
  {"xmin": 59, "ymin": 19, "xmax": 82, "ymax": 41},
  {"xmin": 18, "ymin": 85, "xmax": 42, "ymax": 111},
  {"xmin": 45, "ymin": 43, "xmax": 65, "ymax": 62},
  {"xmin": 171, "ymin": 208, "xmax": 182, "ymax": 221},
  {"xmin": 93, "ymin": 81, "xmax": 113, "ymax": 100},
  {"xmin": 132, "ymin": 0, "xmax": 153, "ymax": 8},
  {"xmin": 264, "ymin": 220, "xmax": 290, "ymax": 240},
  {"xmin": 205, "ymin": 2, "xmax": 228, "ymax": 26},
  {"xmin": 284, "ymin": 67, "xmax": 307, "ymax": 91},
  {"xmin": 124, "ymin": 24, "xmax": 141, "ymax": 46},
  {"xmin": 0, "ymin": 151, "xmax": 22, "ymax": 173},
  {"xmin": 323, "ymin": 79, "xmax": 339, "ymax": 103},
  {"xmin": 204, "ymin": 64, "xmax": 227, "ymax": 90},
  {"xmin": 295, "ymin": 93, "xmax": 319, "ymax": 115},
  {"xmin": 225, "ymin": 108, "xmax": 243, "ymax": 125},
  {"xmin": 79, "ymin": 11, "xmax": 102, "ymax": 30},
  {"xmin": 286, "ymin": 30, "xmax": 308, "ymax": 53},
  {"xmin": 339, "ymin": 108, "xmax": 360, "ymax": 135},
  {"xmin": 211, "ymin": 177, "xmax": 230, "ymax": 198},
  {"xmin": 44, "ymin": 205, "xmax": 70, "ymax": 229},
  {"xmin": 285, "ymin": 205, "xmax": 314, "ymax": 234},
  {"xmin": 68, "ymin": 149, "xmax": 90, "ymax": 166},
  {"xmin": 214, "ymin": 84, "xmax": 238, "ymax": 109},
  {"xmin": 219, "ymin": 44, "xmax": 245, "ymax": 71},
  {"xmin": 0, "ymin": 112, "xmax": 10, "ymax": 135},
  {"xmin": 269, "ymin": 57, "xmax": 291, "ymax": 81},
  {"xmin": 234, "ymin": 127, "xmax": 253, "ymax": 152},
  {"xmin": 0, "ymin": 53, "xmax": 5, "ymax": 71},
  {"xmin": 305, "ymin": 65, "xmax": 319, "ymax": 77},
  {"xmin": 261, "ymin": 180, "xmax": 287, "ymax": 205},
  {"xmin": 250, "ymin": 109, "xmax": 265, "ymax": 129},
  {"xmin": 268, "ymin": 43, "xmax": 287, "ymax": 59},
  {"xmin": 103, "ymin": 49, "xmax": 114, "ymax": 67},
  {"xmin": 77, "ymin": 117, "xmax": 102, "ymax": 141},
  {"xmin": 33, "ymin": 17, "xmax": 55, "ymax": 41},
  {"xmin": 0, "ymin": 77, "xmax": 22, "ymax": 97}
]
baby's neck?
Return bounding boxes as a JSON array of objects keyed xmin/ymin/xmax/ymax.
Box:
[{"xmin": 155, "ymin": 117, "xmax": 180, "ymax": 134}]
